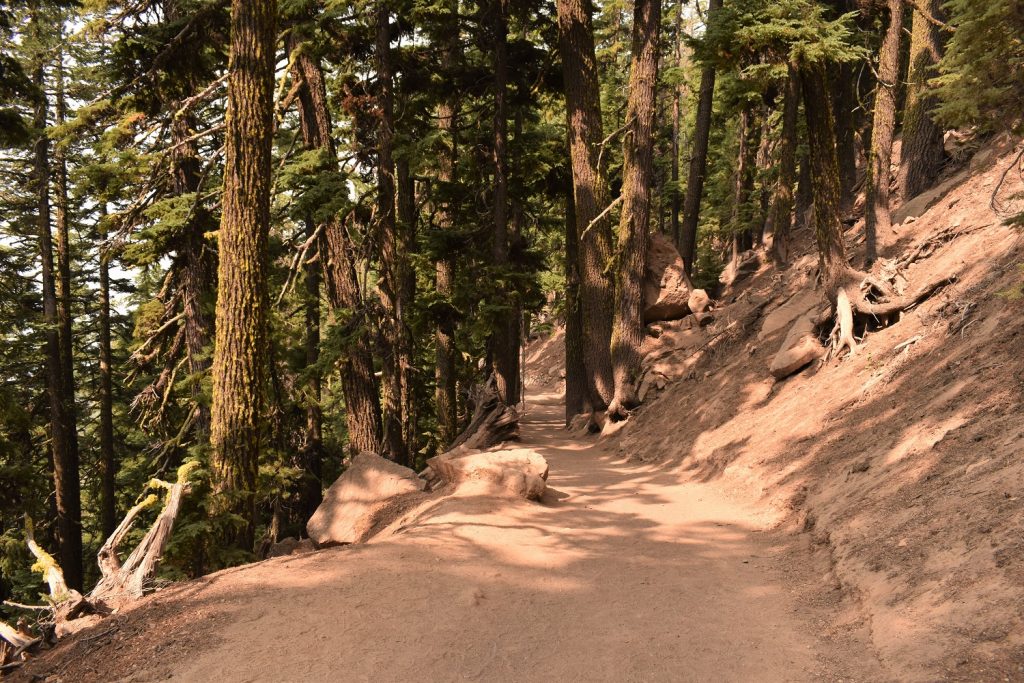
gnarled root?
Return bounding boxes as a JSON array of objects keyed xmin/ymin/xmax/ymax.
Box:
[{"xmin": 826, "ymin": 266, "xmax": 956, "ymax": 358}]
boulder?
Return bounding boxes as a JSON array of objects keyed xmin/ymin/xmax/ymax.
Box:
[
  {"xmin": 644, "ymin": 233, "xmax": 691, "ymax": 322},
  {"xmin": 769, "ymin": 314, "xmax": 824, "ymax": 379},
  {"xmin": 687, "ymin": 289, "xmax": 711, "ymax": 314},
  {"xmin": 427, "ymin": 449, "xmax": 549, "ymax": 500},
  {"xmin": 758, "ymin": 289, "xmax": 821, "ymax": 341},
  {"xmin": 894, "ymin": 169, "xmax": 969, "ymax": 224},
  {"xmin": 306, "ymin": 452, "xmax": 426, "ymax": 546}
]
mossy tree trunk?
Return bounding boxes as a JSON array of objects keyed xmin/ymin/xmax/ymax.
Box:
[
  {"xmin": 209, "ymin": 0, "xmax": 277, "ymax": 550},
  {"xmin": 609, "ymin": 0, "xmax": 661, "ymax": 419},
  {"xmin": 98, "ymin": 205, "xmax": 117, "ymax": 541},
  {"xmin": 556, "ymin": 0, "xmax": 614, "ymax": 411}
]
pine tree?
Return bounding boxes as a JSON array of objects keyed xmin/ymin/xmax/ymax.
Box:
[{"xmin": 209, "ymin": 0, "xmax": 277, "ymax": 549}]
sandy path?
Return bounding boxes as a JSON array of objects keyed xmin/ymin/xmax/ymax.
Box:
[{"xmin": 156, "ymin": 393, "xmax": 880, "ymax": 682}]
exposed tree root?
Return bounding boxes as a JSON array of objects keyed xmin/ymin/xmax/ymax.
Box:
[
  {"xmin": 825, "ymin": 265, "xmax": 956, "ymax": 359},
  {"xmin": 0, "ymin": 463, "xmax": 198, "ymax": 663}
]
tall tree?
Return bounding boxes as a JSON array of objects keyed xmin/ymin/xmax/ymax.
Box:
[
  {"xmin": 556, "ymin": 0, "xmax": 614, "ymax": 411},
  {"xmin": 863, "ymin": 0, "xmax": 903, "ymax": 265},
  {"xmin": 489, "ymin": 0, "xmax": 520, "ymax": 407},
  {"xmin": 433, "ymin": 0, "xmax": 461, "ymax": 446},
  {"xmin": 32, "ymin": 48, "xmax": 83, "ymax": 592},
  {"xmin": 97, "ymin": 205, "xmax": 117, "ymax": 540},
  {"xmin": 374, "ymin": 3, "xmax": 412, "ymax": 464},
  {"xmin": 678, "ymin": 0, "xmax": 723, "ymax": 275},
  {"xmin": 289, "ymin": 33, "xmax": 384, "ymax": 458},
  {"xmin": 209, "ymin": 0, "xmax": 277, "ymax": 549},
  {"xmin": 768, "ymin": 66, "xmax": 800, "ymax": 266},
  {"xmin": 609, "ymin": 0, "xmax": 660, "ymax": 419},
  {"xmin": 897, "ymin": 0, "xmax": 944, "ymax": 201}
]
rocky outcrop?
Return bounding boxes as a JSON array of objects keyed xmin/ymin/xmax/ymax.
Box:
[
  {"xmin": 644, "ymin": 234, "xmax": 691, "ymax": 322},
  {"xmin": 769, "ymin": 314, "xmax": 824, "ymax": 379},
  {"xmin": 306, "ymin": 452, "xmax": 427, "ymax": 546},
  {"xmin": 426, "ymin": 449, "xmax": 549, "ymax": 501}
]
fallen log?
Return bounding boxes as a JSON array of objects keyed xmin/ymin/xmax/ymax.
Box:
[{"xmin": 449, "ymin": 378, "xmax": 519, "ymax": 451}]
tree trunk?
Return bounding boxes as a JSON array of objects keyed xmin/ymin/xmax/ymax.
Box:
[
  {"xmin": 97, "ymin": 205, "xmax": 117, "ymax": 541},
  {"xmin": 556, "ymin": 0, "xmax": 614, "ymax": 411},
  {"xmin": 434, "ymin": 5, "xmax": 460, "ymax": 449},
  {"xmin": 897, "ymin": 0, "xmax": 944, "ymax": 201},
  {"xmin": 33, "ymin": 56, "xmax": 83, "ymax": 592},
  {"xmin": 374, "ymin": 5, "xmax": 410, "ymax": 464},
  {"xmin": 609, "ymin": 0, "xmax": 660, "ymax": 419},
  {"xmin": 830, "ymin": 62, "xmax": 859, "ymax": 217},
  {"xmin": 490, "ymin": 0, "xmax": 520, "ymax": 408},
  {"xmin": 678, "ymin": 0, "xmax": 722, "ymax": 275},
  {"xmin": 864, "ymin": 0, "xmax": 904, "ymax": 266},
  {"xmin": 769, "ymin": 67, "xmax": 800, "ymax": 266},
  {"xmin": 291, "ymin": 33, "xmax": 383, "ymax": 457},
  {"xmin": 395, "ymin": 157, "xmax": 417, "ymax": 458},
  {"xmin": 300, "ymin": 218, "xmax": 322, "ymax": 524},
  {"xmin": 729, "ymin": 106, "xmax": 756, "ymax": 264},
  {"xmin": 209, "ymin": 0, "xmax": 277, "ymax": 550},
  {"xmin": 167, "ymin": 0, "xmax": 215, "ymax": 438},
  {"xmin": 669, "ymin": 5, "xmax": 684, "ymax": 244},
  {"xmin": 563, "ymin": 148, "xmax": 586, "ymax": 423}
]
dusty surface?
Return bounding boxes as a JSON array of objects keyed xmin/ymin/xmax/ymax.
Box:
[
  {"xmin": 18, "ymin": 394, "xmax": 882, "ymax": 682},
  {"xmin": 619, "ymin": 140, "xmax": 1024, "ymax": 680}
]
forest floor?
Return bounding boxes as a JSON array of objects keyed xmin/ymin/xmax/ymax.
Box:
[{"xmin": 19, "ymin": 393, "xmax": 884, "ymax": 682}]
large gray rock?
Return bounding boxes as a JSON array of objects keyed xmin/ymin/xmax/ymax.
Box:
[
  {"xmin": 769, "ymin": 314, "xmax": 824, "ymax": 379},
  {"xmin": 644, "ymin": 234, "xmax": 691, "ymax": 322},
  {"xmin": 427, "ymin": 449, "xmax": 549, "ymax": 501},
  {"xmin": 306, "ymin": 452, "xmax": 426, "ymax": 546}
]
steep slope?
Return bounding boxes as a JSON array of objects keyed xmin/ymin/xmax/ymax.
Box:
[{"xmin": 617, "ymin": 138, "xmax": 1024, "ymax": 680}]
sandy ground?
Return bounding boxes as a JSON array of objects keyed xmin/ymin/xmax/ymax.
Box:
[{"xmin": 21, "ymin": 392, "xmax": 884, "ymax": 682}]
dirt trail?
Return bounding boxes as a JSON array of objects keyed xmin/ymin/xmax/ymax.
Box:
[{"xmin": 68, "ymin": 391, "xmax": 881, "ymax": 683}]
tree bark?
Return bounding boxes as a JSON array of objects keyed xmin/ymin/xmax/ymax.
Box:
[
  {"xmin": 801, "ymin": 64, "xmax": 850, "ymax": 290},
  {"xmin": 166, "ymin": 0, "xmax": 216, "ymax": 438},
  {"xmin": 97, "ymin": 205, "xmax": 117, "ymax": 541},
  {"xmin": 556, "ymin": 0, "xmax": 614, "ymax": 411},
  {"xmin": 769, "ymin": 66, "xmax": 800, "ymax": 266},
  {"xmin": 563, "ymin": 147, "xmax": 586, "ymax": 423},
  {"xmin": 374, "ymin": 4, "xmax": 412, "ymax": 464},
  {"xmin": 897, "ymin": 0, "xmax": 944, "ymax": 201},
  {"xmin": 609, "ymin": 0, "xmax": 660, "ymax": 418},
  {"xmin": 434, "ymin": 0, "xmax": 460, "ymax": 449},
  {"xmin": 864, "ymin": 0, "xmax": 904, "ymax": 266},
  {"xmin": 669, "ymin": 5, "xmax": 684, "ymax": 244},
  {"xmin": 490, "ymin": 0, "xmax": 520, "ymax": 407},
  {"xmin": 209, "ymin": 0, "xmax": 277, "ymax": 550},
  {"xmin": 291, "ymin": 33, "xmax": 383, "ymax": 457},
  {"xmin": 299, "ymin": 218, "xmax": 322, "ymax": 524},
  {"xmin": 33, "ymin": 55, "xmax": 83, "ymax": 592},
  {"xmin": 678, "ymin": 0, "xmax": 723, "ymax": 275},
  {"xmin": 831, "ymin": 62, "xmax": 859, "ymax": 217}
]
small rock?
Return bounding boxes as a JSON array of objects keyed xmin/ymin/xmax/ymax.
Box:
[
  {"xmin": 687, "ymin": 289, "xmax": 711, "ymax": 314},
  {"xmin": 695, "ymin": 311, "xmax": 714, "ymax": 327}
]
